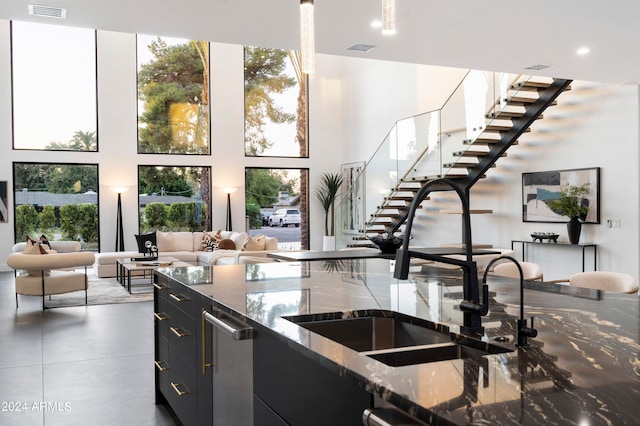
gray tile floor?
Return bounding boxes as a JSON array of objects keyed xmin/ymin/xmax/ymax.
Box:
[{"xmin": 0, "ymin": 271, "xmax": 177, "ymax": 425}]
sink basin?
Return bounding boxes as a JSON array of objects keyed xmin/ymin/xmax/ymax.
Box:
[
  {"xmin": 283, "ymin": 310, "xmax": 453, "ymax": 352},
  {"xmin": 364, "ymin": 342, "xmax": 510, "ymax": 367},
  {"xmin": 283, "ymin": 310, "xmax": 512, "ymax": 366}
]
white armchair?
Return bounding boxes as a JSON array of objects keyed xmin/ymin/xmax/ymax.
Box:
[{"xmin": 6, "ymin": 251, "xmax": 96, "ymax": 309}]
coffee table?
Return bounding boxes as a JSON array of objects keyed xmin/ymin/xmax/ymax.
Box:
[{"xmin": 116, "ymin": 257, "xmax": 191, "ymax": 293}]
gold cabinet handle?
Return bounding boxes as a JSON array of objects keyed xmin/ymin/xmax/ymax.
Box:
[
  {"xmin": 154, "ymin": 360, "xmax": 170, "ymax": 371},
  {"xmin": 201, "ymin": 308, "xmax": 215, "ymax": 375},
  {"xmin": 170, "ymin": 326, "xmax": 189, "ymax": 338},
  {"xmin": 154, "ymin": 312, "xmax": 169, "ymax": 321},
  {"xmin": 153, "ymin": 282, "xmax": 168, "ymax": 290},
  {"xmin": 169, "ymin": 293, "xmax": 188, "ymax": 302},
  {"xmin": 170, "ymin": 382, "xmax": 190, "ymax": 396}
]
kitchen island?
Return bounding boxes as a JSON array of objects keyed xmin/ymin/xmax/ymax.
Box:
[{"xmin": 154, "ymin": 259, "xmax": 639, "ymax": 425}]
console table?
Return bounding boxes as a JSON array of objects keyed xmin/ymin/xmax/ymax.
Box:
[{"xmin": 511, "ymin": 240, "xmax": 597, "ymax": 272}]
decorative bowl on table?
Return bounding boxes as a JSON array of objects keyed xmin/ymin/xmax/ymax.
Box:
[
  {"xmin": 531, "ymin": 232, "xmax": 559, "ymax": 243},
  {"xmin": 368, "ymin": 233, "xmax": 404, "ymax": 254}
]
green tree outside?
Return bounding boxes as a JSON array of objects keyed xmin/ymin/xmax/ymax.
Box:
[
  {"xmin": 138, "ymin": 37, "xmax": 209, "ymax": 154},
  {"xmin": 244, "ymin": 47, "xmax": 296, "ymax": 156}
]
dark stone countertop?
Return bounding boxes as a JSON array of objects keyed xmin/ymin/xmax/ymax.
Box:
[{"xmin": 156, "ymin": 259, "xmax": 640, "ymax": 425}]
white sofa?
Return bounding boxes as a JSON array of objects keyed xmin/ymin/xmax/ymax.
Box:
[{"xmin": 93, "ymin": 230, "xmax": 279, "ymax": 278}]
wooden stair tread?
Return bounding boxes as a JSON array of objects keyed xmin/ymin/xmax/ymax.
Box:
[
  {"xmin": 484, "ymin": 124, "xmax": 530, "ymax": 133},
  {"xmin": 443, "ymin": 162, "xmax": 496, "ymax": 169},
  {"xmin": 505, "ymin": 96, "xmax": 558, "ymax": 107},
  {"xmin": 453, "ymin": 150, "xmax": 504, "ymax": 158},
  {"xmin": 464, "ymin": 138, "xmax": 519, "ymax": 146},
  {"xmin": 487, "ymin": 110, "xmax": 542, "ymax": 120}
]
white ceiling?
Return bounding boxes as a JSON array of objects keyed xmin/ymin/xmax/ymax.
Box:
[{"xmin": 1, "ymin": 0, "xmax": 639, "ymax": 84}]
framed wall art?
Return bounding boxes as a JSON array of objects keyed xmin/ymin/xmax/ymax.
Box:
[
  {"xmin": 522, "ymin": 167, "xmax": 600, "ymax": 224},
  {"xmin": 0, "ymin": 181, "xmax": 7, "ymax": 223}
]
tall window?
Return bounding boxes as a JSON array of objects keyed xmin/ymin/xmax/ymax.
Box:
[
  {"xmin": 11, "ymin": 21, "xmax": 97, "ymax": 151},
  {"xmin": 244, "ymin": 47, "xmax": 308, "ymax": 158},
  {"xmin": 138, "ymin": 165, "xmax": 211, "ymax": 232},
  {"xmin": 13, "ymin": 162, "xmax": 100, "ymax": 249},
  {"xmin": 137, "ymin": 35, "xmax": 210, "ymax": 154}
]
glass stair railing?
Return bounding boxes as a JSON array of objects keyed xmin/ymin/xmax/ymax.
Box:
[{"xmin": 334, "ymin": 71, "xmax": 563, "ymax": 249}]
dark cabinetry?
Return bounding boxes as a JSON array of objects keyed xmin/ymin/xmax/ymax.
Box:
[
  {"xmin": 154, "ymin": 273, "xmax": 213, "ymax": 425},
  {"xmin": 253, "ymin": 329, "xmax": 373, "ymax": 426}
]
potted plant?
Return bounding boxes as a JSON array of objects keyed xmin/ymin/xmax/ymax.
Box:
[
  {"xmin": 546, "ymin": 183, "xmax": 590, "ymax": 244},
  {"xmin": 315, "ymin": 172, "xmax": 344, "ymax": 251}
]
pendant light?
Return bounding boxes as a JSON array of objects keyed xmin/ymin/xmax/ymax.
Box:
[
  {"xmin": 300, "ymin": 0, "xmax": 315, "ymax": 73},
  {"xmin": 382, "ymin": 0, "xmax": 396, "ymax": 35}
]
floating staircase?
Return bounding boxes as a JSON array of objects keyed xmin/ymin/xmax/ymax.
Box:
[{"xmin": 345, "ymin": 76, "xmax": 573, "ymax": 248}]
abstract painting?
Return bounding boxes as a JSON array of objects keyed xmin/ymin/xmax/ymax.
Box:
[{"xmin": 522, "ymin": 167, "xmax": 600, "ymax": 223}]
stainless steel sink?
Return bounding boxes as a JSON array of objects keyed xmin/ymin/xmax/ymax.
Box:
[
  {"xmin": 283, "ymin": 310, "xmax": 512, "ymax": 366},
  {"xmin": 284, "ymin": 310, "xmax": 452, "ymax": 352},
  {"xmin": 363, "ymin": 341, "xmax": 510, "ymax": 367}
]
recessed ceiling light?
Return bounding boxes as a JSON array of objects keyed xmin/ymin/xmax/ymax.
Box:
[
  {"xmin": 576, "ymin": 46, "xmax": 590, "ymax": 56},
  {"xmin": 28, "ymin": 4, "xmax": 66, "ymax": 19},
  {"xmin": 524, "ymin": 64, "xmax": 552, "ymax": 71},
  {"xmin": 347, "ymin": 43, "xmax": 376, "ymax": 52},
  {"xmin": 371, "ymin": 20, "xmax": 382, "ymax": 29}
]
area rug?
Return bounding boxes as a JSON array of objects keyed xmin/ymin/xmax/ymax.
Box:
[{"xmin": 44, "ymin": 276, "xmax": 154, "ymax": 308}]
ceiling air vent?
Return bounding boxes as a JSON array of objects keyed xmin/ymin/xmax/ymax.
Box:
[
  {"xmin": 347, "ymin": 43, "xmax": 376, "ymax": 52},
  {"xmin": 28, "ymin": 4, "xmax": 67, "ymax": 19},
  {"xmin": 525, "ymin": 64, "xmax": 551, "ymax": 71}
]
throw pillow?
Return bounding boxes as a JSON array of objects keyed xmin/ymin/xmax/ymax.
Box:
[
  {"xmin": 21, "ymin": 241, "xmax": 50, "ymax": 276},
  {"xmin": 264, "ymin": 236, "xmax": 279, "ymax": 250},
  {"xmin": 22, "ymin": 242, "xmax": 44, "ymax": 255},
  {"xmin": 135, "ymin": 231, "xmax": 157, "ymax": 256},
  {"xmin": 156, "ymin": 231, "xmax": 176, "ymax": 252},
  {"xmin": 204, "ymin": 240, "xmax": 218, "ymax": 252},
  {"xmin": 217, "ymin": 239, "xmax": 236, "ymax": 250},
  {"xmin": 39, "ymin": 234, "xmax": 51, "ymax": 249},
  {"xmin": 229, "ymin": 232, "xmax": 249, "ymax": 250},
  {"xmin": 200, "ymin": 230, "xmax": 222, "ymax": 251},
  {"xmin": 244, "ymin": 235, "xmax": 266, "ymax": 251}
]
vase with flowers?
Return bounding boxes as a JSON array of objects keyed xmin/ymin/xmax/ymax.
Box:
[{"xmin": 546, "ymin": 183, "xmax": 590, "ymax": 244}]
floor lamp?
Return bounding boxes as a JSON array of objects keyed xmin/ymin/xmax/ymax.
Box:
[
  {"xmin": 111, "ymin": 187, "xmax": 129, "ymax": 251},
  {"xmin": 224, "ymin": 188, "xmax": 237, "ymax": 231}
]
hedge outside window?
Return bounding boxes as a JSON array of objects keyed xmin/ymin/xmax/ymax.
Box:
[
  {"xmin": 11, "ymin": 21, "xmax": 97, "ymax": 151},
  {"xmin": 138, "ymin": 165, "xmax": 211, "ymax": 233},
  {"xmin": 137, "ymin": 34, "xmax": 210, "ymax": 155},
  {"xmin": 13, "ymin": 162, "xmax": 100, "ymax": 250}
]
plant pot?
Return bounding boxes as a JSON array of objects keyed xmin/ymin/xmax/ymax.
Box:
[
  {"xmin": 322, "ymin": 236, "xmax": 336, "ymax": 251},
  {"xmin": 567, "ymin": 217, "xmax": 582, "ymax": 244}
]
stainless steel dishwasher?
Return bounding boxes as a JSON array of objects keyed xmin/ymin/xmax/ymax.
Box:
[{"xmin": 203, "ymin": 309, "xmax": 253, "ymax": 425}]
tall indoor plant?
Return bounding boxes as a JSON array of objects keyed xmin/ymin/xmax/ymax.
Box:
[
  {"xmin": 547, "ymin": 183, "xmax": 590, "ymax": 244},
  {"xmin": 315, "ymin": 172, "xmax": 343, "ymax": 250}
]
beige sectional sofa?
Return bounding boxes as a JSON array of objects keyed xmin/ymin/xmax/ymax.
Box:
[{"xmin": 93, "ymin": 230, "xmax": 279, "ymax": 278}]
